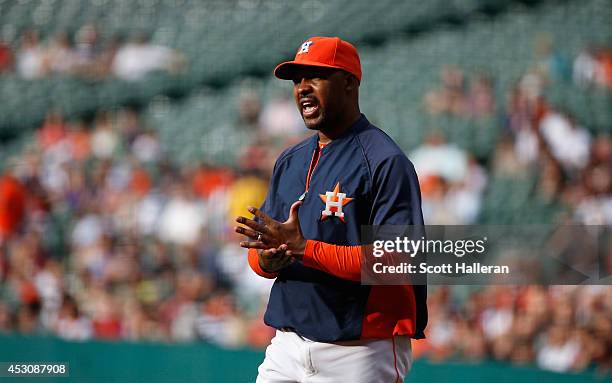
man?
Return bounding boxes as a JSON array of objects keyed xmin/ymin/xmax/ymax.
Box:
[{"xmin": 235, "ymin": 36, "xmax": 427, "ymax": 382}]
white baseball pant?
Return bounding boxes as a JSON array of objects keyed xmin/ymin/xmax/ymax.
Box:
[{"xmin": 256, "ymin": 330, "xmax": 412, "ymax": 383}]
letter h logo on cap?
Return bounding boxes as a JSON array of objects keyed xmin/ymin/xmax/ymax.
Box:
[{"xmin": 298, "ymin": 40, "xmax": 313, "ymax": 55}]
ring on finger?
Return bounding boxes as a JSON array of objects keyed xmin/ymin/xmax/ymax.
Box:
[{"xmin": 257, "ymin": 233, "xmax": 263, "ymax": 241}]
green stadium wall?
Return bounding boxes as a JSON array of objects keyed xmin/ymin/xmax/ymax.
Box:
[{"xmin": 0, "ymin": 334, "xmax": 609, "ymax": 383}]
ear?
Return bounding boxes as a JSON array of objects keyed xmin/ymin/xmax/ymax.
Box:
[{"xmin": 345, "ymin": 74, "xmax": 359, "ymax": 92}]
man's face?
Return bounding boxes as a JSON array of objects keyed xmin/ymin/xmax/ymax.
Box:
[{"xmin": 291, "ymin": 66, "xmax": 348, "ymax": 131}]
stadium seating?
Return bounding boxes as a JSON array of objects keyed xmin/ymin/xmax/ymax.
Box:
[
  {"xmin": 1, "ymin": 0, "xmax": 609, "ymax": 224},
  {"xmin": 1, "ymin": 0, "xmax": 608, "ymax": 138},
  {"xmin": 142, "ymin": 0, "xmax": 610, "ymax": 166},
  {"xmin": 0, "ymin": 0, "xmax": 521, "ymax": 134},
  {"xmin": 479, "ymin": 173, "xmax": 566, "ymax": 224},
  {"xmin": 141, "ymin": 0, "xmax": 610, "ymax": 224}
]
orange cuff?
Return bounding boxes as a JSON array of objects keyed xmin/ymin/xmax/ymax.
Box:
[{"xmin": 248, "ymin": 248, "xmax": 279, "ymax": 279}]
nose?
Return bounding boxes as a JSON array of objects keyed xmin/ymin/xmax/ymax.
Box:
[{"xmin": 295, "ymin": 77, "xmax": 313, "ymax": 96}]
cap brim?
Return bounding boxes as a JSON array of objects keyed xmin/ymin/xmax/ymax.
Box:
[{"xmin": 273, "ymin": 60, "xmax": 346, "ymax": 80}]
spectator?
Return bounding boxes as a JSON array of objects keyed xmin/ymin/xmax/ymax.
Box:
[
  {"xmin": 38, "ymin": 110, "xmax": 66, "ymax": 150},
  {"xmin": 131, "ymin": 129, "xmax": 162, "ymax": 163},
  {"xmin": 0, "ymin": 40, "xmax": 13, "ymax": 73},
  {"xmin": 226, "ymin": 170, "xmax": 268, "ymax": 229},
  {"xmin": 0, "ymin": 302, "xmax": 12, "ymax": 332},
  {"xmin": 91, "ymin": 291, "xmax": 122, "ymax": 340},
  {"xmin": 536, "ymin": 325, "xmax": 581, "ymax": 372},
  {"xmin": 89, "ymin": 36, "xmax": 120, "ymax": 78},
  {"xmin": 574, "ymin": 47, "xmax": 612, "ymax": 88},
  {"xmin": 16, "ymin": 29, "xmax": 45, "ymax": 79},
  {"xmin": 72, "ymin": 24, "xmax": 100, "ymax": 71},
  {"xmin": 411, "ymin": 131, "xmax": 468, "ymax": 183},
  {"xmin": 424, "ymin": 66, "xmax": 468, "ymax": 116},
  {"xmin": 46, "ymin": 32, "xmax": 77, "ymax": 75},
  {"xmin": 236, "ymin": 87, "xmax": 262, "ymax": 131},
  {"xmin": 112, "ymin": 34, "xmax": 182, "ymax": 81},
  {"xmin": 195, "ymin": 292, "xmax": 244, "ymax": 347},
  {"xmin": 16, "ymin": 303, "xmax": 41, "ymax": 334},
  {"xmin": 0, "ymin": 171, "xmax": 27, "ymax": 241},
  {"xmin": 533, "ymin": 34, "xmax": 571, "ymax": 82},
  {"xmin": 65, "ymin": 120, "xmax": 92, "ymax": 161},
  {"xmin": 54, "ymin": 295, "xmax": 92, "ymax": 341},
  {"xmin": 412, "ymin": 133, "xmax": 486, "ymax": 224},
  {"xmin": 258, "ymin": 92, "xmax": 304, "ymax": 138},
  {"xmin": 467, "ymin": 74, "xmax": 495, "ymax": 119},
  {"xmin": 33, "ymin": 259, "xmax": 63, "ymax": 330},
  {"xmin": 91, "ymin": 111, "xmax": 120, "ymax": 159},
  {"xmin": 539, "ymin": 110, "xmax": 591, "ymax": 172},
  {"xmin": 191, "ymin": 163, "xmax": 234, "ymax": 201},
  {"xmin": 583, "ymin": 134, "xmax": 612, "ymax": 193},
  {"xmin": 572, "ymin": 134, "xmax": 612, "ymax": 224},
  {"xmin": 157, "ymin": 184, "xmax": 206, "ymax": 245}
]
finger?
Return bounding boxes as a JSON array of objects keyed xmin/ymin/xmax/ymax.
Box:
[
  {"xmin": 285, "ymin": 250, "xmax": 301, "ymax": 262},
  {"xmin": 262, "ymin": 248, "xmax": 293, "ymax": 266},
  {"xmin": 247, "ymin": 206, "xmax": 275, "ymax": 225},
  {"xmin": 263, "ymin": 246, "xmax": 290, "ymax": 257},
  {"xmin": 286, "ymin": 201, "xmax": 303, "ymax": 223},
  {"xmin": 239, "ymin": 241, "xmax": 268, "ymax": 249},
  {"xmin": 235, "ymin": 216, "xmax": 269, "ymax": 234},
  {"xmin": 261, "ymin": 248, "xmax": 279, "ymax": 257},
  {"xmin": 234, "ymin": 226, "xmax": 261, "ymax": 240}
]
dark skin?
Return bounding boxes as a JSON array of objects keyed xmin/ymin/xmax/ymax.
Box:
[
  {"xmin": 291, "ymin": 66, "xmax": 361, "ymax": 141},
  {"xmin": 235, "ymin": 65, "xmax": 361, "ymax": 272}
]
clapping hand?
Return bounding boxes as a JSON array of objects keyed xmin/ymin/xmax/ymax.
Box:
[{"xmin": 235, "ymin": 201, "xmax": 306, "ymax": 272}]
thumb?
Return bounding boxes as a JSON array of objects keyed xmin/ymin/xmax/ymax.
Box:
[{"xmin": 286, "ymin": 200, "xmax": 303, "ymax": 223}]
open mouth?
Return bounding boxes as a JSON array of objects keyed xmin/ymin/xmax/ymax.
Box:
[{"xmin": 300, "ymin": 98, "xmax": 320, "ymax": 119}]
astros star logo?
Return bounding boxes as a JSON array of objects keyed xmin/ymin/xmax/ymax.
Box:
[{"xmin": 319, "ymin": 182, "xmax": 353, "ymax": 222}]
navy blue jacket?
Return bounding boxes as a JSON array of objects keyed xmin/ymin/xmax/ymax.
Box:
[{"xmin": 259, "ymin": 114, "xmax": 427, "ymax": 342}]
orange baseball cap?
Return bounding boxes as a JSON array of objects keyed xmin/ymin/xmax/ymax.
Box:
[{"xmin": 274, "ymin": 36, "xmax": 362, "ymax": 82}]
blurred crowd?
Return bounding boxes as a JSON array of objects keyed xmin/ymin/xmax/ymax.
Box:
[
  {"xmin": 408, "ymin": 41, "xmax": 611, "ymax": 373},
  {"xmin": 0, "ymin": 34, "xmax": 610, "ymax": 376},
  {"xmin": 0, "ymin": 105, "xmax": 284, "ymax": 349},
  {"xmin": 0, "ymin": 25, "xmax": 184, "ymax": 81},
  {"xmin": 411, "ymin": 129, "xmax": 488, "ymax": 225},
  {"xmin": 416, "ymin": 41, "xmax": 612, "ymax": 226},
  {"xmin": 497, "ymin": 77, "xmax": 612, "ymax": 225},
  {"xmin": 421, "ymin": 285, "xmax": 611, "ymax": 373}
]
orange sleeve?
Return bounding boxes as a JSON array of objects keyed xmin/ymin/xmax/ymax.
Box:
[
  {"xmin": 248, "ymin": 248, "xmax": 279, "ymax": 279},
  {"xmin": 302, "ymin": 240, "xmax": 364, "ymax": 282}
]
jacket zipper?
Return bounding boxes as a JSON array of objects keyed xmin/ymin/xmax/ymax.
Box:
[{"xmin": 299, "ymin": 144, "xmax": 324, "ymax": 201}]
